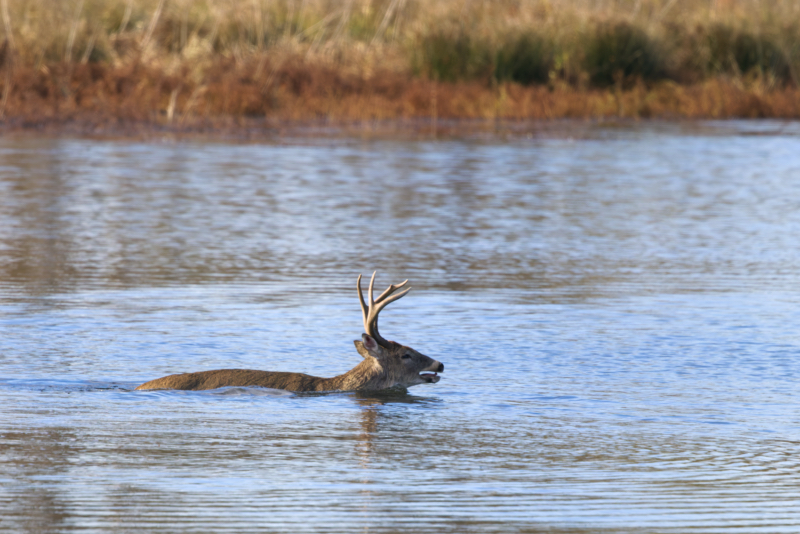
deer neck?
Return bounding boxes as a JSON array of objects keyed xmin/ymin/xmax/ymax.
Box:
[{"xmin": 321, "ymin": 358, "xmax": 386, "ymax": 391}]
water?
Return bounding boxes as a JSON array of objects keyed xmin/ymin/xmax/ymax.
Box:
[{"xmin": 2, "ymin": 121, "xmax": 800, "ymax": 533}]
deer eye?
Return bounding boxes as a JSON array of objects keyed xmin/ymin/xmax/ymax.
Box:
[{"xmin": 401, "ymin": 354, "xmax": 411, "ymax": 359}]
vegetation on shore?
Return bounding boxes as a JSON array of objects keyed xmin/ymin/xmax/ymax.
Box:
[{"xmin": 1, "ymin": 0, "xmax": 800, "ymax": 128}]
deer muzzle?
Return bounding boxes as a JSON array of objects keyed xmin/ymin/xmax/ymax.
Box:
[{"xmin": 420, "ymin": 361, "xmax": 444, "ymax": 383}]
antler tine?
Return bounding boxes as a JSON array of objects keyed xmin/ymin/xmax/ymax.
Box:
[
  {"xmin": 375, "ymin": 279, "xmax": 408, "ymax": 304},
  {"xmin": 367, "ymin": 271, "xmax": 377, "ymax": 314},
  {"xmin": 371, "ymin": 285, "xmax": 411, "ymax": 313},
  {"xmin": 357, "ymin": 273, "xmax": 370, "ymax": 334},
  {"xmin": 356, "ymin": 272, "xmax": 412, "ymax": 348},
  {"xmin": 365, "ymin": 272, "xmax": 383, "ymax": 343}
]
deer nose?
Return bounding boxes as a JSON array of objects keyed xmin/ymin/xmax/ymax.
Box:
[{"xmin": 437, "ymin": 363, "xmax": 444, "ymax": 373}]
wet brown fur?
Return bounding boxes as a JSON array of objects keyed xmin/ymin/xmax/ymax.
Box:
[{"xmin": 135, "ymin": 338, "xmax": 443, "ymax": 392}]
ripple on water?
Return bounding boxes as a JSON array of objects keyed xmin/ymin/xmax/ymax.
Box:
[{"xmin": 2, "ymin": 124, "xmax": 800, "ymax": 533}]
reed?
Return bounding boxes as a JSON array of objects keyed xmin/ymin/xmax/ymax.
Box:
[{"xmin": 0, "ymin": 0, "xmax": 799, "ymax": 126}]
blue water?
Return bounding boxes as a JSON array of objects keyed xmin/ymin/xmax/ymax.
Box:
[{"xmin": 2, "ymin": 121, "xmax": 800, "ymax": 533}]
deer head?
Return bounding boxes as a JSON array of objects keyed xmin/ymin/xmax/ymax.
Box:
[{"xmin": 354, "ymin": 272, "xmax": 444, "ymax": 389}]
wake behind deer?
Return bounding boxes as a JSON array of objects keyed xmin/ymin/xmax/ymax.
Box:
[{"xmin": 135, "ymin": 273, "xmax": 444, "ymax": 392}]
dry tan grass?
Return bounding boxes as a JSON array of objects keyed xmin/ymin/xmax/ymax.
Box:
[{"xmin": 0, "ymin": 0, "xmax": 798, "ymax": 127}]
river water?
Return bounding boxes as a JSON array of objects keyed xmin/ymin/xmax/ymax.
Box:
[{"xmin": 1, "ymin": 121, "xmax": 800, "ymax": 533}]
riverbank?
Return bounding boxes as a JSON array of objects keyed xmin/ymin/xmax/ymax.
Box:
[
  {"xmin": 1, "ymin": 0, "xmax": 799, "ymax": 132},
  {"xmin": 3, "ymin": 58, "xmax": 800, "ymax": 134}
]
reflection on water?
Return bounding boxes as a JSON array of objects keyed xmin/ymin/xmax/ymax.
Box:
[
  {"xmin": 2, "ymin": 121, "xmax": 800, "ymax": 533},
  {"xmin": 3, "ymin": 121, "xmax": 800, "ymax": 298}
]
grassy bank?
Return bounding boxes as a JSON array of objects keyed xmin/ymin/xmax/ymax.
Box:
[{"xmin": 1, "ymin": 0, "xmax": 800, "ymax": 127}]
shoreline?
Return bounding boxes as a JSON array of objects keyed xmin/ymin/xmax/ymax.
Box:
[
  {"xmin": 2, "ymin": 62, "xmax": 799, "ymax": 142},
  {"xmin": 2, "ymin": 114, "xmax": 797, "ymax": 145}
]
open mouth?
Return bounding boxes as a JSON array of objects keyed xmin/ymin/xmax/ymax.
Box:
[{"xmin": 420, "ymin": 372, "xmax": 440, "ymax": 383}]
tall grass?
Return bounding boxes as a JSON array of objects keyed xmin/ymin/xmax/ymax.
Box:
[
  {"xmin": 583, "ymin": 22, "xmax": 666, "ymax": 86},
  {"xmin": 1, "ymin": 0, "xmax": 798, "ymax": 81},
  {"xmin": 1, "ymin": 0, "xmax": 799, "ymax": 123},
  {"xmin": 495, "ymin": 32, "xmax": 555, "ymax": 85}
]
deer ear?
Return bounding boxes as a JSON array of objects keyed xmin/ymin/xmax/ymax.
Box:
[{"xmin": 361, "ymin": 333, "xmax": 380, "ymax": 353}]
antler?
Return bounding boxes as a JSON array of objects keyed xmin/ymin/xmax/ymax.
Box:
[{"xmin": 357, "ymin": 272, "xmax": 411, "ymax": 348}]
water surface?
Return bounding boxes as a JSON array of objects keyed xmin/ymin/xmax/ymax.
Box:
[{"xmin": 2, "ymin": 121, "xmax": 800, "ymax": 533}]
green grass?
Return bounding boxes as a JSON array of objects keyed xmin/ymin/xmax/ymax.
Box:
[
  {"xmin": 494, "ymin": 32, "xmax": 555, "ymax": 85},
  {"xmin": 583, "ymin": 22, "xmax": 666, "ymax": 87},
  {"xmin": 705, "ymin": 25, "xmax": 791, "ymax": 82},
  {"xmin": 413, "ymin": 28, "xmax": 493, "ymax": 82}
]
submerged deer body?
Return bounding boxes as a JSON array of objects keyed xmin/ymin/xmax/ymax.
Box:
[{"xmin": 135, "ymin": 273, "xmax": 444, "ymax": 392}]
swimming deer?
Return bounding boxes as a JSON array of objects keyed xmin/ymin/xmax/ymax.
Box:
[{"xmin": 134, "ymin": 273, "xmax": 444, "ymax": 392}]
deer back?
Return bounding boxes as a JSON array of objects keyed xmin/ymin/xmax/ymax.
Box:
[{"xmin": 134, "ymin": 369, "xmax": 330, "ymax": 391}]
